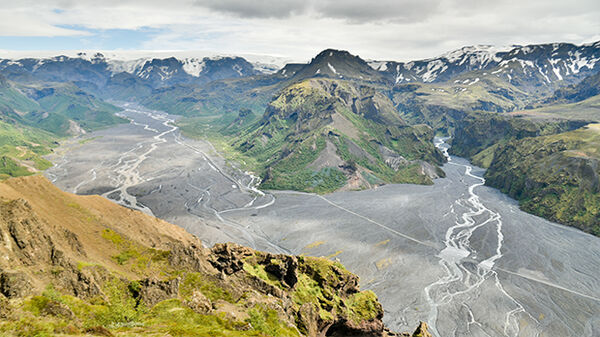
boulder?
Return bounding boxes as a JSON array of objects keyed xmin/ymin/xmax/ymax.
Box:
[
  {"xmin": 139, "ymin": 277, "xmax": 180, "ymax": 307},
  {"xmin": 209, "ymin": 243, "xmax": 254, "ymax": 275},
  {"xmin": 0, "ymin": 271, "xmax": 31, "ymax": 298},
  {"xmin": 184, "ymin": 290, "xmax": 212, "ymax": 314}
]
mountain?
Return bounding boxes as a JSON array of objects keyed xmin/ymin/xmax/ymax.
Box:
[
  {"xmin": 0, "ymin": 52, "xmax": 281, "ymax": 95},
  {"xmin": 547, "ymin": 71, "xmax": 600, "ymax": 104},
  {"xmin": 484, "ymin": 124, "xmax": 600, "ymax": 236},
  {"xmin": 0, "ymin": 175, "xmax": 430, "ymax": 336},
  {"xmin": 0, "ymin": 79, "xmax": 124, "ymax": 137},
  {"xmin": 0, "ymin": 121, "xmax": 56, "ymax": 179},
  {"xmin": 449, "ymin": 113, "xmax": 588, "ymax": 166},
  {"xmin": 289, "ymin": 49, "xmax": 389, "ymax": 85},
  {"xmin": 141, "ymin": 49, "xmax": 393, "ymax": 118},
  {"xmin": 373, "ymin": 41, "xmax": 600, "ymax": 88},
  {"xmin": 227, "ymin": 78, "xmax": 445, "ymax": 192},
  {"xmin": 381, "ymin": 42, "xmax": 600, "ymax": 133},
  {"xmin": 0, "ymin": 76, "xmax": 127, "ymax": 180},
  {"xmin": 390, "ymin": 74, "xmax": 532, "ymax": 133},
  {"xmin": 132, "ymin": 56, "xmax": 260, "ymax": 88}
]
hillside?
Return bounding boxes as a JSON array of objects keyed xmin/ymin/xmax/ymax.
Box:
[
  {"xmin": 484, "ymin": 124, "xmax": 600, "ymax": 236},
  {"xmin": 0, "ymin": 175, "xmax": 430, "ymax": 336},
  {"xmin": 450, "ymin": 113, "xmax": 588, "ymax": 166},
  {"xmin": 181, "ymin": 78, "xmax": 445, "ymax": 193},
  {"xmin": 0, "ymin": 76, "xmax": 127, "ymax": 180},
  {"xmin": 545, "ymin": 71, "xmax": 600, "ymax": 104},
  {"xmin": 0, "ymin": 121, "xmax": 56, "ymax": 179}
]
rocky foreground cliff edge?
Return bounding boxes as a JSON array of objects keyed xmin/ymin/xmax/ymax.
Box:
[{"xmin": 0, "ymin": 175, "xmax": 430, "ymax": 337}]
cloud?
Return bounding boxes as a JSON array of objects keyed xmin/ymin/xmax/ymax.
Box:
[
  {"xmin": 0, "ymin": 0, "xmax": 597, "ymax": 61},
  {"xmin": 315, "ymin": 0, "xmax": 442, "ymax": 23},
  {"xmin": 194, "ymin": 0, "xmax": 308, "ymax": 18}
]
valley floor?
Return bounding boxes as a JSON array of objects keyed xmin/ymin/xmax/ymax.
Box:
[{"xmin": 45, "ymin": 104, "xmax": 600, "ymax": 337}]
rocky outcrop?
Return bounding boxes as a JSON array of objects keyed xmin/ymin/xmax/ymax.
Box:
[
  {"xmin": 137, "ymin": 277, "xmax": 180, "ymax": 307},
  {"xmin": 184, "ymin": 290, "xmax": 212, "ymax": 314},
  {"xmin": 0, "ymin": 271, "xmax": 31, "ymax": 298},
  {"xmin": 209, "ymin": 242, "xmax": 254, "ymax": 275}
]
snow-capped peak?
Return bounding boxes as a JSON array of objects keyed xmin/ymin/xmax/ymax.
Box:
[{"xmin": 0, "ymin": 50, "xmax": 294, "ymax": 76}]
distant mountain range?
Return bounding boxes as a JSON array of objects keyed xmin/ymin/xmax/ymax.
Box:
[
  {"xmin": 371, "ymin": 41, "xmax": 600, "ymax": 87},
  {"xmin": 2, "ymin": 41, "xmax": 598, "ymax": 91},
  {"xmin": 0, "ymin": 52, "xmax": 284, "ymax": 90}
]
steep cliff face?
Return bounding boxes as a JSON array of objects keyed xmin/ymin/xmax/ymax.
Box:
[
  {"xmin": 485, "ymin": 124, "xmax": 600, "ymax": 236},
  {"xmin": 450, "ymin": 113, "xmax": 588, "ymax": 166},
  {"xmin": 0, "ymin": 176, "xmax": 429, "ymax": 336}
]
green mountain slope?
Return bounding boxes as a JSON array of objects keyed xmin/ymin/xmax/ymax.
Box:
[
  {"xmin": 484, "ymin": 124, "xmax": 600, "ymax": 235},
  {"xmin": 19, "ymin": 82, "xmax": 125, "ymax": 136},
  {"xmin": 508, "ymin": 94, "xmax": 600, "ymax": 122},
  {"xmin": 0, "ymin": 121, "xmax": 56, "ymax": 179},
  {"xmin": 0, "ymin": 76, "xmax": 126, "ymax": 179},
  {"xmin": 450, "ymin": 113, "xmax": 588, "ymax": 166},
  {"xmin": 141, "ymin": 75, "xmax": 283, "ymax": 117},
  {"xmin": 224, "ymin": 78, "xmax": 445, "ymax": 192},
  {"xmin": 392, "ymin": 71, "xmax": 534, "ymax": 134}
]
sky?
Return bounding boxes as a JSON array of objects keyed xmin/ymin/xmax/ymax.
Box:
[{"xmin": 0, "ymin": 0, "xmax": 598, "ymax": 62}]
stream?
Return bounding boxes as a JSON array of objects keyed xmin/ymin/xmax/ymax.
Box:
[{"xmin": 45, "ymin": 104, "xmax": 600, "ymax": 337}]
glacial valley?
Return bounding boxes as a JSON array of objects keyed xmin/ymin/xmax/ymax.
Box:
[{"xmin": 46, "ymin": 103, "xmax": 600, "ymax": 337}]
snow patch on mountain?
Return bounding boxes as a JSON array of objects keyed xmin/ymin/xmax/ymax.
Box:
[
  {"xmin": 327, "ymin": 62, "xmax": 337, "ymax": 74},
  {"xmin": 0, "ymin": 50, "xmax": 294, "ymax": 76}
]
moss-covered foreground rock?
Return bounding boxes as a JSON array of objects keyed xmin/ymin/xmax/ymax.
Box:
[
  {"xmin": 0, "ymin": 176, "xmax": 429, "ymax": 336},
  {"xmin": 485, "ymin": 124, "xmax": 600, "ymax": 236}
]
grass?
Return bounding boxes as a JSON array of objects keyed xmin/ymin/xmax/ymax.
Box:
[
  {"xmin": 485, "ymin": 124, "xmax": 600, "ymax": 235},
  {"xmin": 0, "ymin": 120, "xmax": 56, "ymax": 180},
  {"xmin": 179, "ymin": 272, "xmax": 234, "ymax": 303},
  {"xmin": 304, "ymin": 241, "xmax": 325, "ymax": 250},
  {"xmin": 246, "ymin": 305, "xmax": 299, "ymax": 337},
  {"xmin": 1, "ymin": 242, "xmax": 387, "ymax": 337},
  {"xmin": 100, "ymin": 228, "xmax": 171, "ymax": 272},
  {"xmin": 347, "ymin": 291, "xmax": 380, "ymax": 323},
  {"xmin": 243, "ymin": 262, "xmax": 284, "ymax": 289},
  {"xmin": 508, "ymin": 94, "xmax": 600, "ymax": 122},
  {"xmin": 176, "ymin": 78, "xmax": 443, "ymax": 194}
]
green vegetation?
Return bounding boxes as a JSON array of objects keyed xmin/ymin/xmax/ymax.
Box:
[
  {"xmin": 243, "ymin": 262, "xmax": 284, "ymax": 289},
  {"xmin": 1, "ymin": 245, "xmax": 388, "ymax": 337},
  {"xmin": 0, "ymin": 120, "xmax": 56, "ymax": 180},
  {"xmin": 510, "ymin": 94, "xmax": 600, "ymax": 122},
  {"xmin": 0, "ymin": 79, "xmax": 126, "ymax": 180},
  {"xmin": 393, "ymin": 73, "xmax": 533, "ymax": 134},
  {"xmin": 180, "ymin": 78, "xmax": 443, "ymax": 193},
  {"xmin": 291, "ymin": 256, "xmax": 381, "ymax": 327},
  {"xmin": 450, "ymin": 112, "xmax": 587, "ymax": 163},
  {"xmin": 141, "ymin": 76, "xmax": 278, "ymax": 117},
  {"xmin": 347, "ymin": 291, "xmax": 380, "ymax": 323},
  {"xmin": 246, "ymin": 305, "xmax": 299, "ymax": 337},
  {"xmin": 485, "ymin": 124, "xmax": 600, "ymax": 235},
  {"xmin": 144, "ymin": 299, "xmax": 256, "ymax": 336},
  {"xmin": 179, "ymin": 272, "xmax": 234, "ymax": 303},
  {"xmin": 101, "ymin": 228, "xmax": 171, "ymax": 271}
]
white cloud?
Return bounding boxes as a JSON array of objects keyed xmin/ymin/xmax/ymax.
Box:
[{"xmin": 0, "ymin": 0, "xmax": 598, "ymax": 61}]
